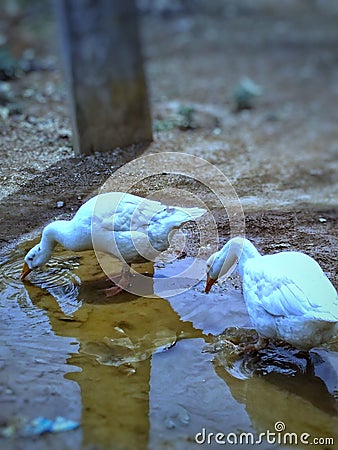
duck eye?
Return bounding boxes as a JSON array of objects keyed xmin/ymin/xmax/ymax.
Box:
[{"xmin": 27, "ymin": 256, "xmax": 34, "ymax": 261}]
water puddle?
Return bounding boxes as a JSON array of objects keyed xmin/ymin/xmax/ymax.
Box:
[{"xmin": 1, "ymin": 241, "xmax": 337, "ymax": 449}]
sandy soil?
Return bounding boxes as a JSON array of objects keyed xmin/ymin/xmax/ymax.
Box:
[{"xmin": 1, "ymin": 1, "xmax": 337, "ymax": 253}]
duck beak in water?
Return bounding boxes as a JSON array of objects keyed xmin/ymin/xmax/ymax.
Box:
[
  {"xmin": 205, "ymin": 274, "xmax": 216, "ymax": 293},
  {"xmin": 21, "ymin": 262, "xmax": 32, "ymax": 280}
]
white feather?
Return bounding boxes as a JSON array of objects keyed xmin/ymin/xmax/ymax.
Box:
[
  {"xmin": 23, "ymin": 192, "xmax": 206, "ymax": 270},
  {"xmin": 206, "ymin": 237, "xmax": 338, "ymax": 349}
]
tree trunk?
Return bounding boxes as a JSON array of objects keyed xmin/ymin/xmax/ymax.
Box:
[{"xmin": 55, "ymin": 0, "xmax": 152, "ymax": 155}]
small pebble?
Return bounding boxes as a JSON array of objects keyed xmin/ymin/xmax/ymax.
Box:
[
  {"xmin": 318, "ymin": 217, "xmax": 327, "ymax": 223},
  {"xmin": 56, "ymin": 201, "xmax": 64, "ymax": 208},
  {"xmin": 57, "ymin": 128, "xmax": 71, "ymax": 139},
  {"xmin": 165, "ymin": 418, "xmax": 176, "ymax": 429}
]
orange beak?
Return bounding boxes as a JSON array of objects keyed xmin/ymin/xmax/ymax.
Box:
[
  {"xmin": 205, "ymin": 274, "xmax": 216, "ymax": 293},
  {"xmin": 21, "ymin": 262, "xmax": 32, "ymax": 280}
]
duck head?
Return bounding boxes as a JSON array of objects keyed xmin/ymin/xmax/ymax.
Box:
[
  {"xmin": 21, "ymin": 243, "xmax": 52, "ymax": 280},
  {"xmin": 205, "ymin": 237, "xmax": 245, "ymax": 293}
]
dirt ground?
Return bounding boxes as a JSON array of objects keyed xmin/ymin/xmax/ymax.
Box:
[
  {"xmin": 0, "ymin": 1, "xmax": 338, "ymax": 449},
  {"xmin": 0, "ymin": 0, "xmax": 337, "ymax": 278}
]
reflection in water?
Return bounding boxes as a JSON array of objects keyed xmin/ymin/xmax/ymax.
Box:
[
  {"xmin": 1, "ymin": 244, "xmax": 338, "ymax": 449},
  {"xmin": 210, "ymin": 333, "xmax": 338, "ymax": 448},
  {"xmin": 214, "ymin": 360, "xmax": 338, "ymax": 447},
  {"xmin": 149, "ymin": 338, "xmax": 253, "ymax": 450},
  {"xmin": 0, "ymin": 245, "xmax": 83, "ymax": 449},
  {"xmin": 154, "ymin": 257, "xmax": 251, "ymax": 335},
  {"xmin": 20, "ymin": 247, "xmax": 203, "ymax": 450}
]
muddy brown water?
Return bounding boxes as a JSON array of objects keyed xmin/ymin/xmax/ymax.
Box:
[{"xmin": 1, "ymin": 238, "xmax": 337, "ymax": 450}]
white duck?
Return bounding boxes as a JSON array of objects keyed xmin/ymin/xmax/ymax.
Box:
[
  {"xmin": 205, "ymin": 237, "xmax": 338, "ymax": 350},
  {"xmin": 21, "ymin": 192, "xmax": 206, "ymax": 295}
]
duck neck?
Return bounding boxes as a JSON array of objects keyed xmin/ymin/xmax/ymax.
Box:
[
  {"xmin": 236, "ymin": 239, "xmax": 261, "ymax": 277},
  {"xmin": 41, "ymin": 221, "xmax": 73, "ymax": 252}
]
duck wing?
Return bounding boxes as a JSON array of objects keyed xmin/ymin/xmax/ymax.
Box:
[
  {"xmin": 91, "ymin": 192, "xmax": 205, "ymax": 258},
  {"xmin": 243, "ymin": 252, "xmax": 338, "ymax": 322},
  {"xmin": 94, "ymin": 191, "xmax": 204, "ymax": 238},
  {"xmin": 106, "ymin": 230, "xmax": 159, "ymax": 263},
  {"xmin": 92, "ymin": 192, "xmax": 160, "ymax": 232}
]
